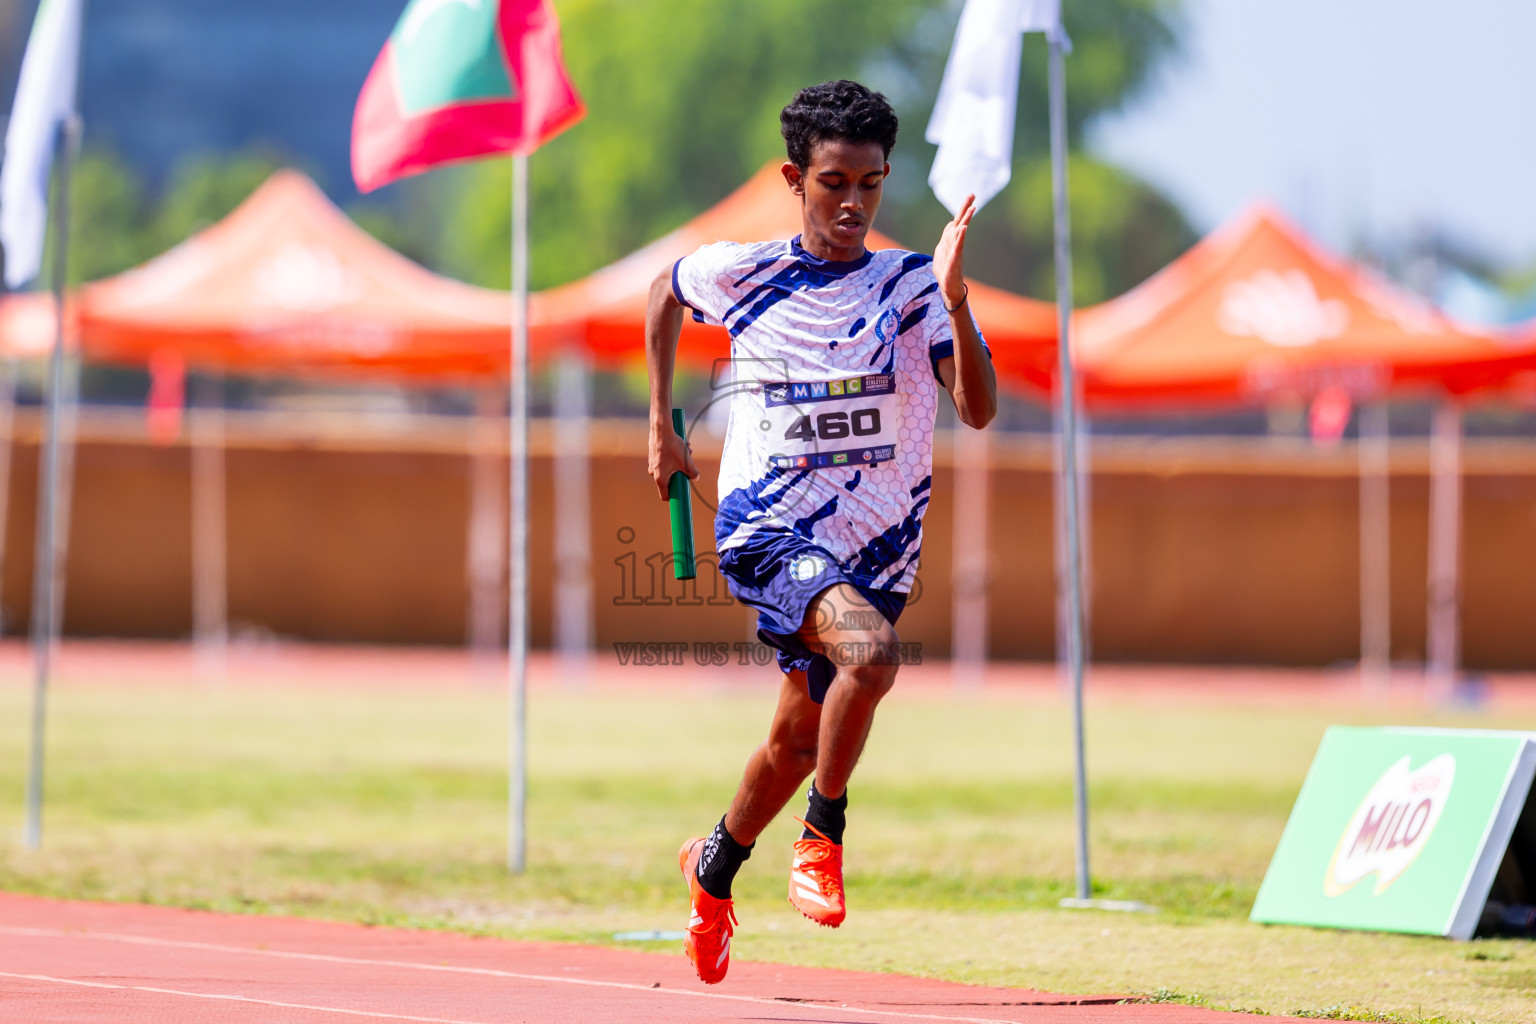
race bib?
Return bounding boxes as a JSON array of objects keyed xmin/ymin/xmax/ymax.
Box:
[{"xmin": 762, "ymin": 373, "xmax": 900, "ymax": 469}]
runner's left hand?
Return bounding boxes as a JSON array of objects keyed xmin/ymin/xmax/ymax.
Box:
[{"xmin": 933, "ymin": 194, "xmax": 975, "ymax": 311}]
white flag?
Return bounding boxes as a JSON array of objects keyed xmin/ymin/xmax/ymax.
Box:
[
  {"xmin": 1018, "ymin": 0, "xmax": 1068, "ymax": 36},
  {"xmin": 925, "ymin": 0, "xmax": 1067, "ymax": 217},
  {"xmin": 0, "ymin": 0, "xmax": 83, "ymax": 289}
]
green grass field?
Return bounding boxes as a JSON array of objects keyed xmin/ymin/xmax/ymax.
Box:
[{"xmin": 1, "ymin": 663, "xmax": 1532, "ymax": 1022}]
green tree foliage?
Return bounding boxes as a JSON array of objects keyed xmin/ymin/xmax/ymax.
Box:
[
  {"xmin": 349, "ymin": 190, "xmax": 440, "ymax": 270},
  {"xmin": 147, "ymin": 150, "xmax": 285, "ymax": 253},
  {"xmin": 49, "ymin": 0, "xmax": 1193, "ymax": 311},
  {"xmin": 58, "ymin": 148, "xmax": 157, "ymax": 285},
  {"xmin": 47, "ymin": 148, "xmax": 435, "ymax": 289},
  {"xmin": 1005, "ymin": 154, "xmax": 1193, "ymax": 305},
  {"xmin": 44, "ymin": 147, "xmax": 287, "ymax": 287},
  {"xmin": 434, "ymin": 0, "xmax": 938, "ymax": 290},
  {"xmin": 432, "ymin": 0, "xmax": 1193, "ymax": 305},
  {"xmin": 874, "ymin": 2, "xmax": 1197, "ymax": 303}
]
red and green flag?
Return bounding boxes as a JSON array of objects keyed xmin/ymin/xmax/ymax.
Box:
[{"xmin": 351, "ymin": 0, "xmax": 584, "ymax": 193}]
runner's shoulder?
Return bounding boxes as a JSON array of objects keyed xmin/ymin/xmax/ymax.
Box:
[
  {"xmin": 870, "ymin": 247, "xmax": 938, "ymax": 290},
  {"xmin": 688, "ymin": 238, "xmax": 794, "ymax": 277},
  {"xmin": 873, "ymin": 245, "xmax": 931, "ymax": 264}
]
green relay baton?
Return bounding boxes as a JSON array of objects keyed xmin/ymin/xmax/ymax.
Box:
[{"xmin": 668, "ymin": 408, "xmax": 697, "ymax": 581}]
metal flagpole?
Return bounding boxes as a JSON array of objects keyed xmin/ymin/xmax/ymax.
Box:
[
  {"xmin": 950, "ymin": 424, "xmax": 988, "ymax": 688},
  {"xmin": 1425, "ymin": 398, "xmax": 1461, "ymax": 701},
  {"xmin": 48, "ymin": 321, "xmax": 80, "ymax": 650},
  {"xmin": 507, "ymin": 153, "xmax": 530, "ymax": 873},
  {"xmin": 191, "ymin": 373, "xmax": 228, "ymax": 678},
  {"xmin": 1358, "ymin": 400, "xmax": 1390, "ymax": 698},
  {"xmin": 23, "ymin": 115, "xmax": 79, "ymax": 851},
  {"xmin": 0, "ymin": 358, "xmax": 19, "ymax": 633},
  {"xmin": 553, "ymin": 349, "xmax": 592, "ymax": 685},
  {"xmin": 1051, "ymin": 388, "xmax": 1092, "ymax": 691},
  {"xmin": 1047, "ymin": 35, "xmax": 1091, "ymax": 902},
  {"xmin": 468, "ymin": 386, "xmax": 506, "ymax": 655}
]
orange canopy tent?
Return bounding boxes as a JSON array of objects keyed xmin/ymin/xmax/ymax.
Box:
[
  {"xmin": 0, "ymin": 171, "xmax": 526, "ymax": 679},
  {"xmin": 1069, "ymin": 205, "xmax": 1536, "ymax": 691},
  {"xmin": 75, "ymin": 170, "xmax": 512, "ymax": 380},
  {"xmin": 1072, "ymin": 205, "xmax": 1536, "ymax": 412},
  {"xmin": 531, "ymin": 162, "xmax": 1059, "ymax": 392},
  {"xmin": 1493, "ymin": 318, "xmax": 1536, "ymax": 405}
]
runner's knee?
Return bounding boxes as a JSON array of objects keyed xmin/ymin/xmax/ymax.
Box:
[
  {"xmin": 824, "ymin": 619, "xmax": 900, "ymax": 694},
  {"xmin": 841, "ymin": 656, "xmax": 898, "ymax": 697},
  {"xmin": 767, "ymin": 720, "xmax": 819, "ymax": 774}
]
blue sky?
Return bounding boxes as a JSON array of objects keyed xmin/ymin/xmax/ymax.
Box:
[{"xmin": 1089, "ymin": 0, "xmax": 1536, "ymax": 268}]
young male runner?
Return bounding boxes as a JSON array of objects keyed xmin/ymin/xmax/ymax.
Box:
[{"xmin": 646, "ymin": 80, "xmax": 996, "ymax": 985}]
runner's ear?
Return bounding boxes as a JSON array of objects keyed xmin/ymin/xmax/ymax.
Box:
[{"xmin": 782, "ymin": 161, "xmax": 805, "ymax": 197}]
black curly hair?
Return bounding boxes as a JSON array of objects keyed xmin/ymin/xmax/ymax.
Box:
[{"xmin": 780, "ymin": 80, "xmax": 899, "ymax": 171}]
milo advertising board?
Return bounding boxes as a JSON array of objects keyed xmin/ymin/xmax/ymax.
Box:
[{"xmin": 1251, "ymin": 727, "xmax": 1536, "ymax": 939}]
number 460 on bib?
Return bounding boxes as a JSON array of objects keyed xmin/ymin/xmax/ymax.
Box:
[{"xmin": 783, "ymin": 408, "xmax": 883, "ymax": 442}]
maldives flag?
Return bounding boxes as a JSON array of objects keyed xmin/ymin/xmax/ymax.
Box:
[{"xmin": 351, "ymin": 0, "xmax": 584, "ymax": 193}]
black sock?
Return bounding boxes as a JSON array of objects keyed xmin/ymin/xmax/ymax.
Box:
[
  {"xmin": 802, "ymin": 783, "xmax": 847, "ymax": 845},
  {"xmin": 695, "ymin": 817, "xmax": 752, "ymax": 900}
]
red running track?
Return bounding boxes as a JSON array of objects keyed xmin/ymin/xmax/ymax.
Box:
[{"xmin": 0, "ymin": 894, "xmax": 1293, "ymax": 1024}]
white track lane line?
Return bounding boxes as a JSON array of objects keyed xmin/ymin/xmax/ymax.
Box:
[
  {"xmin": 0, "ymin": 925, "xmax": 1025, "ymax": 1024},
  {"xmin": 0, "ymin": 971, "xmax": 492, "ymax": 1024}
]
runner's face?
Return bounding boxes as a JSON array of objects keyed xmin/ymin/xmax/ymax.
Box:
[{"xmin": 786, "ymin": 139, "xmax": 888, "ymax": 261}]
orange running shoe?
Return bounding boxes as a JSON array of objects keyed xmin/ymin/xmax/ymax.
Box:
[
  {"xmin": 678, "ymin": 837, "xmax": 737, "ymax": 985},
  {"xmin": 788, "ymin": 819, "xmax": 845, "ymax": 927}
]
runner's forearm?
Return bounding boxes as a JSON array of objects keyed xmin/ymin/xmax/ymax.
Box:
[
  {"xmin": 947, "ymin": 303, "xmax": 996, "ymax": 428},
  {"xmin": 646, "ymin": 268, "xmax": 687, "ymax": 428}
]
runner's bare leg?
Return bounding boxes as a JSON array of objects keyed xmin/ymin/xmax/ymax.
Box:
[
  {"xmin": 724, "ymin": 671, "xmax": 821, "ymax": 845},
  {"xmin": 721, "ymin": 583, "xmax": 900, "ymax": 841},
  {"xmin": 803, "ymin": 583, "xmax": 900, "ymax": 800}
]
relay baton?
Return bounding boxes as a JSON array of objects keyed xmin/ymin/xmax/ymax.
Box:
[{"xmin": 668, "ymin": 408, "xmax": 697, "ymax": 581}]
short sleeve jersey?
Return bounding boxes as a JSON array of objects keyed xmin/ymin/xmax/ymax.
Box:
[{"xmin": 673, "ymin": 236, "xmax": 986, "ymax": 594}]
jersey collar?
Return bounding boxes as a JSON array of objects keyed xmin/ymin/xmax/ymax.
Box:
[{"xmin": 791, "ymin": 235, "xmax": 874, "ymax": 276}]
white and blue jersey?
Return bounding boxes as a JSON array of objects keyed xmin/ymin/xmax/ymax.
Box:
[{"xmin": 672, "ymin": 236, "xmax": 982, "ymax": 601}]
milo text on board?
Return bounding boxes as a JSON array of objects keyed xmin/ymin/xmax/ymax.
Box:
[
  {"xmin": 1250, "ymin": 726, "xmax": 1536, "ymax": 939},
  {"xmin": 1324, "ymin": 755, "xmax": 1456, "ymax": 897}
]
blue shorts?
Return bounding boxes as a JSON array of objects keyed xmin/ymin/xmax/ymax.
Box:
[{"xmin": 716, "ymin": 530, "xmax": 908, "ymax": 704}]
